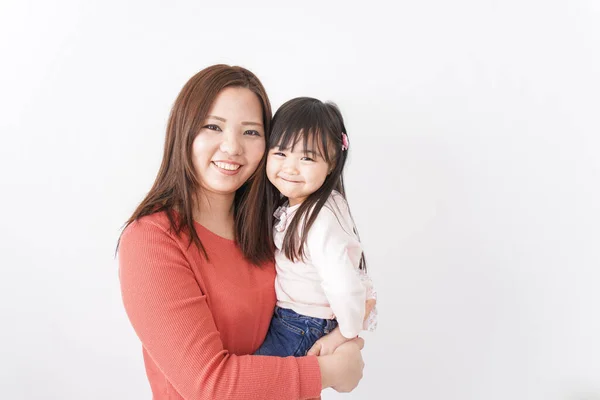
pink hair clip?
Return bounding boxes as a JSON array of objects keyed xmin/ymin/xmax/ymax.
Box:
[{"xmin": 341, "ymin": 132, "xmax": 349, "ymax": 151}]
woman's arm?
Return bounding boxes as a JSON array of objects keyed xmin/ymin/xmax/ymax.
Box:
[{"xmin": 120, "ymin": 219, "xmax": 332, "ymax": 400}]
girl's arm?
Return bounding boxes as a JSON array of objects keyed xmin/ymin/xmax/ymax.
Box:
[
  {"xmin": 119, "ymin": 219, "xmax": 363, "ymax": 399},
  {"xmin": 306, "ymin": 205, "xmax": 367, "ymax": 339}
]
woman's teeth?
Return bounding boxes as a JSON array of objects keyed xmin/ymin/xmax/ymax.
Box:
[{"xmin": 213, "ymin": 161, "xmax": 240, "ymax": 171}]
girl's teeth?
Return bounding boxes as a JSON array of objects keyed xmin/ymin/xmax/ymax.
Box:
[{"xmin": 214, "ymin": 162, "xmax": 240, "ymax": 171}]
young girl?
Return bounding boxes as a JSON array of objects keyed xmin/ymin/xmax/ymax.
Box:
[{"xmin": 255, "ymin": 97, "xmax": 377, "ymax": 358}]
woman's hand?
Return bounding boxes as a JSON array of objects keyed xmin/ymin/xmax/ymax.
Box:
[
  {"xmin": 307, "ymin": 327, "xmax": 350, "ymax": 356},
  {"xmin": 317, "ymin": 337, "xmax": 365, "ymax": 392}
]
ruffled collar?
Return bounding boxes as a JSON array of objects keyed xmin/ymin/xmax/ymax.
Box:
[{"xmin": 273, "ymin": 202, "xmax": 301, "ymax": 233}]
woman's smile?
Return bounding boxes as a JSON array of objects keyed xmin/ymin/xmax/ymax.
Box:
[{"xmin": 212, "ymin": 160, "xmax": 242, "ymax": 175}]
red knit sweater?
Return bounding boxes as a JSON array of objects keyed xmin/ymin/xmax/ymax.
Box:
[{"xmin": 119, "ymin": 212, "xmax": 322, "ymax": 399}]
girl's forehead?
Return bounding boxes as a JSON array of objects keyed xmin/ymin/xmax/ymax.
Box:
[
  {"xmin": 276, "ymin": 137, "xmax": 316, "ymax": 152},
  {"xmin": 278, "ymin": 129, "xmax": 319, "ymax": 146}
]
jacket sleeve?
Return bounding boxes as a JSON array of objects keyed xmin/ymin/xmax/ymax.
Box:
[
  {"xmin": 305, "ymin": 207, "xmax": 366, "ymax": 339},
  {"xmin": 118, "ymin": 220, "xmax": 321, "ymax": 400}
]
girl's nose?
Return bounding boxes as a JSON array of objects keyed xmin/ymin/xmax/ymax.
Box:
[
  {"xmin": 282, "ymin": 159, "xmax": 299, "ymax": 174},
  {"xmin": 219, "ymin": 131, "xmax": 242, "ymax": 155}
]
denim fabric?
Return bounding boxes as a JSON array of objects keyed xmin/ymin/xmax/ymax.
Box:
[{"xmin": 255, "ymin": 306, "xmax": 338, "ymax": 357}]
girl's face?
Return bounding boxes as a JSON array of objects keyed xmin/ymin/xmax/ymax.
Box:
[
  {"xmin": 266, "ymin": 138, "xmax": 331, "ymax": 206},
  {"xmin": 192, "ymin": 87, "xmax": 265, "ymax": 197}
]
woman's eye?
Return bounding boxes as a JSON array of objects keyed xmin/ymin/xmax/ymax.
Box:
[
  {"xmin": 244, "ymin": 130, "xmax": 261, "ymax": 137},
  {"xmin": 205, "ymin": 124, "xmax": 221, "ymax": 131},
  {"xmin": 273, "ymin": 151, "xmax": 286, "ymax": 157}
]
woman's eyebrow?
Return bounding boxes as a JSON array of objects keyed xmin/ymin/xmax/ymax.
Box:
[
  {"xmin": 241, "ymin": 121, "xmax": 263, "ymax": 127},
  {"xmin": 207, "ymin": 115, "xmax": 262, "ymax": 127}
]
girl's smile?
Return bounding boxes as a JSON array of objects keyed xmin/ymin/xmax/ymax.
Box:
[{"xmin": 267, "ymin": 143, "xmax": 330, "ymax": 206}]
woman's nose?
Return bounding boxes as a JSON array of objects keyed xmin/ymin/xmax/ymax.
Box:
[{"xmin": 219, "ymin": 131, "xmax": 242, "ymax": 155}]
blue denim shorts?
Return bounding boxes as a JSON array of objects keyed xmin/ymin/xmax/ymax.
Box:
[{"xmin": 254, "ymin": 306, "xmax": 338, "ymax": 357}]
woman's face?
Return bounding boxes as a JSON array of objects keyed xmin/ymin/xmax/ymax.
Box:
[{"xmin": 192, "ymin": 87, "xmax": 265, "ymax": 196}]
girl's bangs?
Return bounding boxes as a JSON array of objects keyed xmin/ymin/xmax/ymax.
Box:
[{"xmin": 270, "ymin": 111, "xmax": 336, "ymax": 164}]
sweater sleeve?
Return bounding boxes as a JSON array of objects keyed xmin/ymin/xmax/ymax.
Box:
[
  {"xmin": 118, "ymin": 220, "xmax": 321, "ymax": 400},
  {"xmin": 305, "ymin": 206, "xmax": 367, "ymax": 339}
]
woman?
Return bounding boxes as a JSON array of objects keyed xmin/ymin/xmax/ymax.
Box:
[{"xmin": 118, "ymin": 65, "xmax": 366, "ymax": 399}]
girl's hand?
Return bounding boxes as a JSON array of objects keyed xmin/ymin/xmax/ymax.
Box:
[
  {"xmin": 317, "ymin": 337, "xmax": 365, "ymax": 392},
  {"xmin": 307, "ymin": 327, "xmax": 350, "ymax": 356},
  {"xmin": 308, "ymin": 298, "xmax": 377, "ymax": 356}
]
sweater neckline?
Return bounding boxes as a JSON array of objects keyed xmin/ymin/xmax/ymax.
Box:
[
  {"xmin": 193, "ymin": 220, "xmax": 236, "ymax": 244},
  {"xmin": 170, "ymin": 208, "xmax": 236, "ymax": 244}
]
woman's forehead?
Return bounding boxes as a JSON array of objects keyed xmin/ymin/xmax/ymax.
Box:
[{"xmin": 207, "ymin": 87, "xmax": 263, "ymax": 124}]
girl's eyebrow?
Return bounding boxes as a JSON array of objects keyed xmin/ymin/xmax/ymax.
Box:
[
  {"xmin": 207, "ymin": 115, "xmax": 263, "ymax": 127},
  {"xmin": 295, "ymin": 148, "xmax": 321, "ymax": 157},
  {"xmin": 302, "ymin": 150, "xmax": 319, "ymax": 156},
  {"xmin": 273, "ymin": 144, "xmax": 320, "ymax": 155}
]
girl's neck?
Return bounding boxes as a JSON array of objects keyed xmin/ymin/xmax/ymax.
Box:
[
  {"xmin": 193, "ymin": 191, "xmax": 236, "ymax": 240},
  {"xmin": 288, "ymin": 197, "xmax": 305, "ymax": 207}
]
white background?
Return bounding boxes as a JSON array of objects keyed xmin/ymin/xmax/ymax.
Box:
[{"xmin": 1, "ymin": 1, "xmax": 599, "ymax": 399}]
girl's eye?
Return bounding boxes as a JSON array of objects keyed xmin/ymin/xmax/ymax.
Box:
[
  {"xmin": 273, "ymin": 151, "xmax": 286, "ymax": 157},
  {"xmin": 301, "ymin": 156, "xmax": 315, "ymax": 162},
  {"xmin": 244, "ymin": 130, "xmax": 261, "ymax": 137},
  {"xmin": 205, "ymin": 124, "xmax": 221, "ymax": 131}
]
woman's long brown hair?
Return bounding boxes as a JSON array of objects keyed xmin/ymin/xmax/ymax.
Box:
[{"xmin": 119, "ymin": 64, "xmax": 274, "ymax": 265}]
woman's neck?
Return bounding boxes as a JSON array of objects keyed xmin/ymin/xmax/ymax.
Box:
[{"xmin": 193, "ymin": 191, "xmax": 236, "ymax": 240}]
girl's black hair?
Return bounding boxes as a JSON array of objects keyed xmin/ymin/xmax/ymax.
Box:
[{"xmin": 266, "ymin": 97, "xmax": 366, "ymax": 270}]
